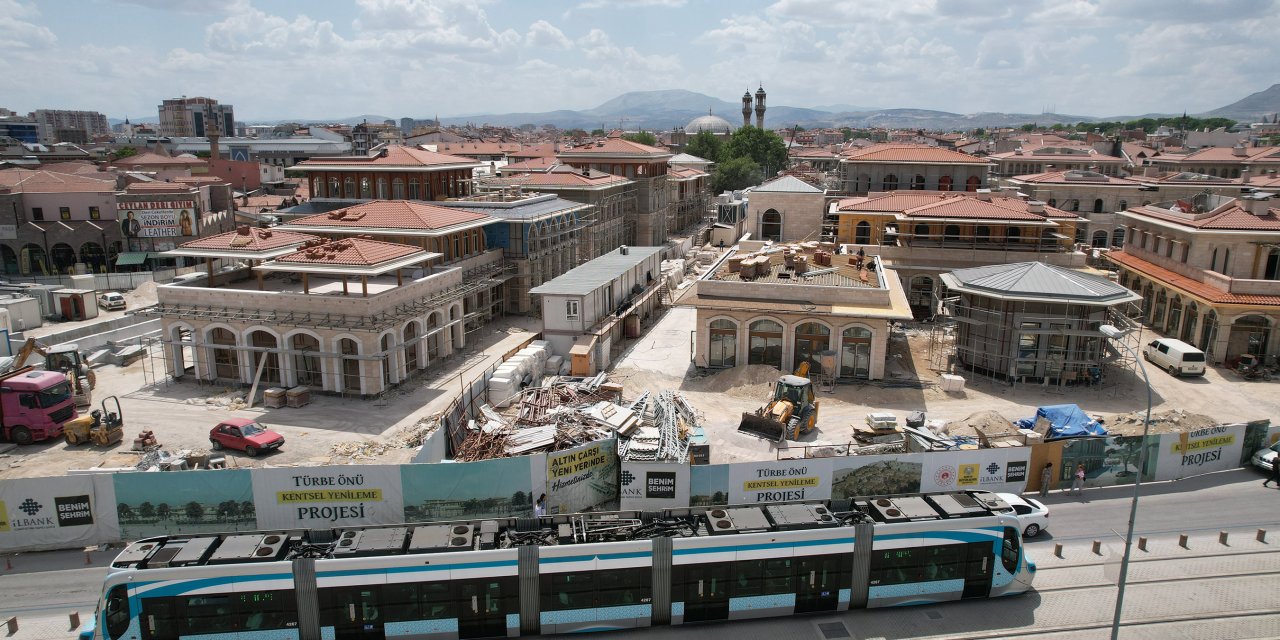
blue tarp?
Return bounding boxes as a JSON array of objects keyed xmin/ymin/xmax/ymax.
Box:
[{"xmin": 1015, "ymin": 403, "xmax": 1108, "ymax": 440}]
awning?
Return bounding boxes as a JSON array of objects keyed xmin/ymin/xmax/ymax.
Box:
[{"xmin": 115, "ymin": 252, "xmax": 150, "ymax": 266}]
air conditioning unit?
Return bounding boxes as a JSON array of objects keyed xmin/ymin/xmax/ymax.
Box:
[
  {"xmin": 448, "ymin": 524, "xmax": 474, "ymax": 549},
  {"xmin": 252, "ymin": 533, "xmax": 287, "ymax": 560},
  {"xmin": 707, "ymin": 508, "xmax": 737, "ymax": 535}
]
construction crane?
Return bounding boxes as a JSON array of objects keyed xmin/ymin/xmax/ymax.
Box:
[{"xmin": 3, "ymin": 338, "xmax": 95, "ymax": 407}]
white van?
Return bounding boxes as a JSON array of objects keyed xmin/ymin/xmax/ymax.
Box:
[{"xmin": 1143, "ymin": 338, "xmax": 1206, "ymax": 376}]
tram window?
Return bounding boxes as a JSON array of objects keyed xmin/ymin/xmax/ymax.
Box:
[
  {"xmin": 383, "ymin": 584, "xmax": 423, "ymax": 623},
  {"xmin": 596, "ymin": 568, "xmax": 651, "ymax": 607},
  {"xmin": 422, "ymin": 582, "xmax": 454, "ymax": 619},
  {"xmin": 320, "ymin": 587, "xmax": 381, "ymax": 627},
  {"xmin": 1001, "ymin": 528, "xmax": 1021, "ymax": 574},
  {"xmin": 105, "ymin": 585, "xmax": 132, "ymax": 640},
  {"xmin": 237, "ymin": 590, "xmax": 297, "ymax": 631},
  {"xmin": 763, "ymin": 558, "xmax": 793, "ymax": 593},
  {"xmin": 732, "ymin": 561, "xmax": 764, "ymax": 597},
  {"xmin": 183, "ymin": 595, "xmax": 237, "ymax": 634},
  {"xmin": 870, "ymin": 544, "xmax": 966, "ymax": 585},
  {"xmin": 141, "ymin": 598, "xmax": 180, "ymax": 640},
  {"xmin": 542, "ymin": 573, "xmax": 594, "ymax": 611}
]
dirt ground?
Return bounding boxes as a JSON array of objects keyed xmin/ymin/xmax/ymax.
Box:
[{"xmin": 609, "ymin": 306, "xmax": 1279, "ymax": 464}]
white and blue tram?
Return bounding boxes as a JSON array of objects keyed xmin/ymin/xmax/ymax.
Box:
[{"xmin": 89, "ymin": 492, "xmax": 1035, "ymax": 640}]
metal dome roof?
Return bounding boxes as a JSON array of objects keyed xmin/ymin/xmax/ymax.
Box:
[
  {"xmin": 685, "ymin": 114, "xmax": 733, "ymax": 135},
  {"xmin": 939, "ymin": 262, "xmax": 1140, "ymax": 305}
]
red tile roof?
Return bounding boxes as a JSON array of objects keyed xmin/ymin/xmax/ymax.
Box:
[
  {"xmin": 173, "ymin": 176, "xmax": 230, "ymax": 185},
  {"xmin": 0, "ymin": 168, "xmax": 116, "ymax": 193},
  {"xmin": 1127, "ymin": 202, "xmax": 1280, "ymax": 230},
  {"xmin": 124, "ymin": 182, "xmax": 196, "ymax": 193},
  {"xmin": 1175, "ymin": 145, "xmax": 1280, "ymax": 164},
  {"xmin": 1011, "ymin": 170, "xmax": 1142, "ymax": 185},
  {"xmin": 835, "ymin": 191, "xmax": 1077, "ymax": 220},
  {"xmin": 500, "ymin": 156, "xmax": 560, "ymax": 173},
  {"xmin": 296, "ymin": 146, "xmax": 480, "ymax": 169},
  {"xmin": 180, "ymin": 227, "xmax": 317, "ymax": 252},
  {"xmin": 1107, "ymin": 250, "xmax": 1280, "ymax": 306},
  {"xmin": 288, "ymin": 200, "xmax": 490, "ymax": 232},
  {"xmin": 37, "ymin": 161, "xmax": 106, "ymax": 176},
  {"xmin": 669, "ymin": 166, "xmax": 708, "ymax": 180},
  {"xmin": 556, "ymin": 138, "xmax": 672, "ymax": 158},
  {"xmin": 988, "ymin": 144, "xmax": 1124, "ymax": 163},
  {"xmin": 276, "ymin": 237, "xmax": 423, "ymax": 267},
  {"xmin": 841, "ymin": 143, "xmax": 988, "ymax": 164}
]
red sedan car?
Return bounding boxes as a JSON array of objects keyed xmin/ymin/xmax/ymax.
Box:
[{"xmin": 209, "ymin": 417, "xmax": 284, "ymax": 456}]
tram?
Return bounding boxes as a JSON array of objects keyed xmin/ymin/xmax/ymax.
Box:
[{"xmin": 89, "ymin": 491, "xmax": 1035, "ymax": 639}]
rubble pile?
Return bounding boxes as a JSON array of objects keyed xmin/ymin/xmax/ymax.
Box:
[
  {"xmin": 1103, "ymin": 409, "xmax": 1218, "ymax": 436},
  {"xmin": 459, "ymin": 373, "xmax": 707, "ymax": 463}
]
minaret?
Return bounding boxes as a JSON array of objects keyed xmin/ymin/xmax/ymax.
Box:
[
  {"xmin": 755, "ymin": 84, "xmax": 767, "ymax": 130},
  {"xmin": 742, "ymin": 90, "xmax": 753, "ymax": 129}
]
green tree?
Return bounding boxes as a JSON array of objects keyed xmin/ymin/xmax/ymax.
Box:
[
  {"xmin": 684, "ymin": 131, "xmax": 723, "ymax": 163},
  {"xmin": 590, "ymin": 128, "xmax": 606, "ymax": 137},
  {"xmin": 840, "ymin": 127, "xmax": 854, "ymax": 141},
  {"xmin": 185, "ymin": 501, "xmax": 204, "ymax": 522},
  {"xmin": 110, "ymin": 147, "xmax": 138, "ymax": 161},
  {"xmin": 217, "ymin": 500, "xmax": 240, "ymax": 522},
  {"xmin": 973, "ymin": 128, "xmax": 986, "ymax": 137},
  {"xmin": 510, "ymin": 491, "xmax": 527, "ymax": 508},
  {"xmin": 240, "ymin": 501, "xmax": 255, "ymax": 520},
  {"xmin": 722, "ymin": 125, "xmax": 788, "ymax": 178},
  {"xmin": 1020, "ymin": 123, "xmax": 1036, "ymax": 132},
  {"xmin": 117, "ymin": 503, "xmax": 134, "ymax": 522},
  {"xmin": 139, "ymin": 502, "xmax": 156, "ymax": 521},
  {"xmin": 623, "ymin": 131, "xmax": 657, "ymax": 146},
  {"xmin": 157, "ymin": 503, "xmax": 171, "ymax": 521},
  {"xmin": 712, "ymin": 156, "xmax": 761, "ymax": 193}
]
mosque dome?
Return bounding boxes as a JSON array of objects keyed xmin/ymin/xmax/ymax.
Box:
[{"xmin": 685, "ymin": 113, "xmax": 733, "ymax": 135}]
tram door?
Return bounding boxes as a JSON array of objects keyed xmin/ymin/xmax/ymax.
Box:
[
  {"xmin": 961, "ymin": 542, "xmax": 993, "ymax": 598},
  {"xmin": 457, "ymin": 578, "xmax": 507, "ymax": 639},
  {"xmin": 794, "ymin": 555, "xmax": 840, "ymax": 613},
  {"xmin": 327, "ymin": 587, "xmax": 385, "ymax": 639},
  {"xmin": 681, "ymin": 563, "xmax": 730, "ymax": 622}
]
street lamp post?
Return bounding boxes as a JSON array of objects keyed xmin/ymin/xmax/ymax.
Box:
[{"xmin": 1099, "ymin": 324, "xmax": 1153, "ymax": 640}]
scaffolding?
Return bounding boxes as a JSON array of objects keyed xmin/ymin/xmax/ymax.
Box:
[{"xmin": 927, "ymin": 293, "xmax": 1143, "ymax": 393}]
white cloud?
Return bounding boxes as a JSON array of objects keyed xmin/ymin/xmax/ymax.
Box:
[
  {"xmin": 0, "ymin": 0, "xmax": 56, "ymax": 50},
  {"xmin": 577, "ymin": 0, "xmax": 686, "ymax": 9},
  {"xmin": 526, "ymin": 20, "xmax": 571, "ymax": 49}
]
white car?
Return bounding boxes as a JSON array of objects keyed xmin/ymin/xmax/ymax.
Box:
[
  {"xmin": 1252, "ymin": 441, "xmax": 1279, "ymax": 473},
  {"xmin": 995, "ymin": 492, "xmax": 1050, "ymax": 538},
  {"xmin": 97, "ymin": 291, "xmax": 126, "ymax": 311}
]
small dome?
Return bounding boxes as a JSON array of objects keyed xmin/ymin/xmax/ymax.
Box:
[{"xmin": 685, "ymin": 114, "xmax": 733, "ymax": 135}]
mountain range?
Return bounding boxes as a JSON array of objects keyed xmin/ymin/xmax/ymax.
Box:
[{"xmin": 109, "ymin": 84, "xmax": 1280, "ymax": 132}]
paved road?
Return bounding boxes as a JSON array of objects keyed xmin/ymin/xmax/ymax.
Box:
[{"xmin": 2, "ymin": 469, "xmax": 1278, "ymax": 638}]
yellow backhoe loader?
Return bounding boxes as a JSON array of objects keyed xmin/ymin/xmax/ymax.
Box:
[{"xmin": 737, "ymin": 362, "xmax": 820, "ymax": 442}]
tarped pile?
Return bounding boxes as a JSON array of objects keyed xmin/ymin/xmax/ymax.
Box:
[{"xmin": 1016, "ymin": 404, "xmax": 1108, "ymax": 440}]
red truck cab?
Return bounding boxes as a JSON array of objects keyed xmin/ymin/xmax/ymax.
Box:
[{"xmin": 0, "ymin": 369, "xmax": 78, "ymax": 445}]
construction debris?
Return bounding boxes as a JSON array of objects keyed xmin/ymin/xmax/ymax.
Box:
[{"xmin": 459, "ymin": 373, "xmax": 707, "ymax": 463}]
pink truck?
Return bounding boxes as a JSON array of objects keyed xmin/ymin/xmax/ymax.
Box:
[{"xmin": 0, "ymin": 367, "xmax": 78, "ymax": 445}]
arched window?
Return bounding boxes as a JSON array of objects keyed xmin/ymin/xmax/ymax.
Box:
[
  {"xmin": 909, "ymin": 276, "xmax": 935, "ymax": 308},
  {"xmin": 914, "ymin": 224, "xmax": 930, "ymax": 241},
  {"xmin": 376, "ymin": 178, "xmax": 388, "ymax": 199},
  {"xmin": 1182, "ymin": 301, "xmax": 1199, "ymax": 344},
  {"xmin": 857, "ymin": 174, "xmax": 871, "ymax": 192},
  {"xmin": 748, "ymin": 319, "xmax": 783, "ymax": 369},
  {"xmin": 1265, "ymin": 248, "xmax": 1280, "ymax": 280},
  {"xmin": 975, "ymin": 226, "xmax": 990, "ymax": 243},
  {"xmin": 0, "ymin": 245, "xmax": 18, "ymax": 275},
  {"xmin": 426, "ymin": 313, "xmax": 441, "ymax": 360},
  {"xmin": 360, "ymin": 177, "xmax": 372, "ymax": 199},
  {"xmin": 1167, "ymin": 296, "xmax": 1183, "ymax": 335},
  {"xmin": 761, "ymin": 209, "xmax": 782, "ymax": 242},
  {"xmin": 1112, "ymin": 227, "xmax": 1125, "ymax": 247},
  {"xmin": 291, "ymin": 333, "xmax": 321, "ymax": 387},
  {"xmin": 793, "ymin": 322, "xmax": 831, "ymax": 374},
  {"xmin": 1070, "ymin": 199, "xmax": 1080, "ymax": 212},
  {"xmin": 313, "ymin": 178, "xmax": 323, "ymax": 197},
  {"xmin": 51, "ymin": 243, "xmax": 77, "ymax": 273},
  {"xmin": 944, "ymin": 225, "xmax": 961, "ymax": 242},
  {"xmin": 938, "ymin": 176, "xmax": 953, "ymax": 191},
  {"xmin": 408, "ymin": 178, "xmax": 420, "ymax": 200},
  {"xmin": 1007, "ymin": 226, "xmax": 1022, "ymax": 242},
  {"xmin": 708, "ymin": 319, "xmax": 737, "ymax": 368},
  {"xmin": 329, "ymin": 177, "xmax": 340, "ymax": 197},
  {"xmin": 840, "ymin": 326, "xmax": 872, "ymax": 379},
  {"xmin": 209, "ymin": 328, "xmax": 238, "ymax": 380},
  {"xmin": 883, "ymin": 174, "xmax": 898, "ymax": 191},
  {"xmin": 403, "ymin": 322, "xmax": 420, "ymax": 371},
  {"xmin": 339, "ymin": 338, "xmax": 361, "ymax": 394},
  {"xmin": 966, "ymin": 176, "xmax": 980, "ymax": 191},
  {"xmin": 1152, "ymin": 289, "xmax": 1167, "ymax": 326},
  {"xmin": 1093, "ymin": 199, "xmax": 1104, "ymax": 213},
  {"xmin": 78, "ymin": 242, "xmax": 105, "ymax": 273},
  {"xmin": 380, "ymin": 333, "xmax": 394, "ymax": 388},
  {"xmin": 912, "ymin": 175, "xmax": 926, "ymax": 190},
  {"xmin": 1117, "ymin": 199, "xmax": 1127, "ymax": 211},
  {"xmin": 1092, "ymin": 230, "xmax": 1108, "ymax": 248},
  {"xmin": 392, "ymin": 178, "xmax": 405, "ymax": 199},
  {"xmin": 344, "ymin": 177, "xmax": 356, "ymax": 199},
  {"xmin": 20, "ymin": 243, "xmax": 46, "ymax": 275},
  {"xmin": 855, "ymin": 221, "xmax": 871, "ymax": 245}
]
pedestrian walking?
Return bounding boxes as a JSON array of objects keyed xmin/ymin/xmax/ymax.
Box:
[
  {"xmin": 1039, "ymin": 462, "xmax": 1054, "ymax": 498},
  {"xmin": 1070, "ymin": 463, "xmax": 1086, "ymax": 495},
  {"xmin": 534, "ymin": 493, "xmax": 547, "ymax": 517},
  {"xmin": 1265, "ymin": 459, "xmax": 1280, "ymax": 488}
]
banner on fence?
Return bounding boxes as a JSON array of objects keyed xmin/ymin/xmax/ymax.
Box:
[
  {"xmin": 919, "ymin": 448, "xmax": 1032, "ymax": 494},
  {"xmin": 402, "ymin": 456, "xmax": 538, "ymax": 521},
  {"xmin": 546, "ymin": 438, "xmax": 618, "ymax": 515},
  {"xmin": 0, "ymin": 474, "xmax": 119, "ymax": 552},
  {"xmin": 728, "ymin": 458, "xmax": 833, "ymax": 504},
  {"xmin": 619, "ymin": 462, "xmax": 690, "ymax": 510},
  {"xmin": 1154, "ymin": 423, "xmax": 1247, "ymax": 482},
  {"xmin": 831, "ymin": 453, "xmax": 927, "ymax": 498},
  {"xmin": 114, "ymin": 469, "xmax": 255, "ymax": 539},
  {"xmin": 252, "ymin": 465, "xmax": 404, "ymax": 529}
]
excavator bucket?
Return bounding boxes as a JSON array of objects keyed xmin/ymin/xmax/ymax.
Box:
[{"xmin": 738, "ymin": 411, "xmax": 785, "ymax": 442}]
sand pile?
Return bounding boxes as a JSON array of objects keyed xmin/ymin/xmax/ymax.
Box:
[
  {"xmin": 692, "ymin": 364, "xmax": 782, "ymax": 393},
  {"xmin": 123, "ymin": 281, "xmax": 158, "ymax": 307},
  {"xmin": 949, "ymin": 410, "xmax": 1016, "ymax": 436},
  {"xmin": 1102, "ymin": 409, "xmax": 1217, "ymax": 436}
]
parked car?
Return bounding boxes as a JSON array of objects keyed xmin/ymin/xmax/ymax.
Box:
[
  {"xmin": 209, "ymin": 417, "xmax": 284, "ymax": 456},
  {"xmin": 994, "ymin": 492, "xmax": 1050, "ymax": 537},
  {"xmin": 98, "ymin": 291, "xmax": 126, "ymax": 311},
  {"xmin": 1251, "ymin": 441, "xmax": 1280, "ymax": 473},
  {"xmin": 1142, "ymin": 338, "xmax": 1205, "ymax": 376}
]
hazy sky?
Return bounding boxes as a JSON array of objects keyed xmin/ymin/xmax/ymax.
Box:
[{"xmin": 2, "ymin": 0, "xmax": 1276, "ymax": 122}]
